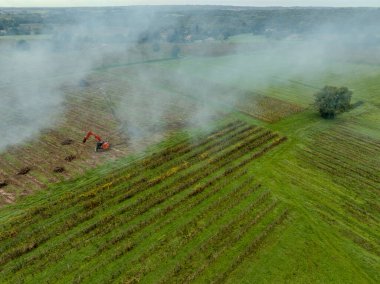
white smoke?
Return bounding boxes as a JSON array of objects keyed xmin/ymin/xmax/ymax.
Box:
[{"xmin": 0, "ymin": 6, "xmax": 378, "ymax": 152}]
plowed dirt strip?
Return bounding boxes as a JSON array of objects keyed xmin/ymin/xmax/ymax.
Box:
[{"xmin": 0, "ymin": 74, "xmax": 196, "ymax": 203}]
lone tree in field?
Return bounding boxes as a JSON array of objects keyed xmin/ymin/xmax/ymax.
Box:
[{"xmin": 314, "ymin": 86, "xmax": 352, "ymax": 119}]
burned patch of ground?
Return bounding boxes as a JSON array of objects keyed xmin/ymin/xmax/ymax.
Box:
[
  {"xmin": 53, "ymin": 166, "xmax": 65, "ymax": 173},
  {"xmin": 61, "ymin": 139, "xmax": 74, "ymax": 146},
  {"xmin": 65, "ymin": 155, "xmax": 76, "ymax": 162},
  {"xmin": 0, "ymin": 70, "xmax": 190, "ymax": 205},
  {"xmin": 0, "ymin": 180, "xmax": 8, "ymax": 188},
  {"xmin": 17, "ymin": 167, "xmax": 31, "ymax": 175}
]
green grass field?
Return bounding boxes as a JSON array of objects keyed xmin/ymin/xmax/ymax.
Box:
[{"xmin": 0, "ymin": 38, "xmax": 379, "ymax": 283}]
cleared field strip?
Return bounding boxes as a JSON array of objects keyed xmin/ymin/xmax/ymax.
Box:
[
  {"xmin": 148, "ymin": 68, "xmax": 304, "ymax": 123},
  {"xmin": 298, "ymin": 124, "xmax": 380, "ymax": 255},
  {"xmin": 99, "ymin": 65, "xmax": 305, "ymax": 124},
  {"xmin": 0, "ymin": 71, "xmax": 199, "ymax": 204},
  {"xmin": 0, "ymin": 84, "xmax": 129, "ymax": 202},
  {"xmin": 0, "ymin": 120, "xmax": 288, "ymax": 283},
  {"xmin": 152, "ymin": 59, "xmax": 315, "ymax": 105}
]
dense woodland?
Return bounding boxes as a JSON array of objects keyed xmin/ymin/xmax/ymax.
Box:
[{"xmin": 1, "ymin": 6, "xmax": 380, "ymax": 43}]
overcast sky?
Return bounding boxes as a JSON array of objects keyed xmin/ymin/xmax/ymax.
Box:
[{"xmin": 1, "ymin": 0, "xmax": 380, "ymax": 7}]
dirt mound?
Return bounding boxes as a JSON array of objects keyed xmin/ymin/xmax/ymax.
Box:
[
  {"xmin": 0, "ymin": 180, "xmax": 8, "ymax": 188},
  {"xmin": 17, "ymin": 167, "xmax": 31, "ymax": 175},
  {"xmin": 64, "ymin": 155, "xmax": 76, "ymax": 162},
  {"xmin": 61, "ymin": 139, "xmax": 74, "ymax": 146},
  {"xmin": 53, "ymin": 167, "xmax": 65, "ymax": 173},
  {"xmin": 79, "ymin": 79, "xmax": 90, "ymax": 88}
]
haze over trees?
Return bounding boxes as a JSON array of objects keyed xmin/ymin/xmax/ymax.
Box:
[
  {"xmin": 1, "ymin": 7, "xmax": 380, "ymax": 43},
  {"xmin": 314, "ymin": 86, "xmax": 352, "ymax": 118}
]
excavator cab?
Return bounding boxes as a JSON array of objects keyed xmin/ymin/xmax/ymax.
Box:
[
  {"xmin": 96, "ymin": 141, "xmax": 110, "ymax": 152},
  {"xmin": 83, "ymin": 131, "xmax": 110, "ymax": 152}
]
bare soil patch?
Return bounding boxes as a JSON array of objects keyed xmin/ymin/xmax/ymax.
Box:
[
  {"xmin": 65, "ymin": 155, "xmax": 76, "ymax": 162},
  {"xmin": 17, "ymin": 167, "xmax": 31, "ymax": 175},
  {"xmin": 61, "ymin": 139, "xmax": 74, "ymax": 146},
  {"xmin": 0, "ymin": 180, "xmax": 8, "ymax": 188},
  {"xmin": 53, "ymin": 167, "xmax": 65, "ymax": 173}
]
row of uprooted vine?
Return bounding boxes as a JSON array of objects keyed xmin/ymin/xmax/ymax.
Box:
[
  {"xmin": 211, "ymin": 208, "xmax": 290, "ymax": 284},
  {"xmin": 307, "ymin": 143, "xmax": 379, "ymax": 179},
  {"xmin": 0, "ymin": 86, "xmax": 121, "ymax": 192},
  {"xmin": 0, "ymin": 120, "xmax": 270, "ymax": 258},
  {"xmin": 300, "ymin": 126, "xmax": 379, "ymax": 197},
  {"xmin": 0, "ymin": 121, "xmax": 249, "ymax": 247},
  {"xmin": 301, "ymin": 149, "xmax": 378, "ymax": 194},
  {"xmin": 68, "ymin": 172, "xmax": 258, "ymax": 283},
  {"xmin": 91, "ymin": 138, "xmax": 288, "ymax": 283},
  {"xmin": 16, "ymin": 164, "xmax": 253, "ymax": 279},
  {"xmin": 1, "ymin": 120, "xmax": 288, "ymax": 283},
  {"xmin": 303, "ymin": 148, "xmax": 379, "ymax": 188},
  {"xmin": 157, "ymin": 193, "xmax": 277, "ymax": 284},
  {"xmin": 89, "ymin": 180, "xmax": 265, "ymax": 283},
  {"xmin": 0, "ymin": 120, "xmax": 247, "ymax": 241},
  {"xmin": 298, "ymin": 126, "xmax": 380, "ymax": 259},
  {"xmin": 73, "ymin": 133, "xmax": 285, "ymax": 263},
  {"xmin": 0, "ymin": 124, "xmax": 245, "ymax": 269},
  {"xmin": 4, "ymin": 124, "xmax": 279, "ymax": 279}
]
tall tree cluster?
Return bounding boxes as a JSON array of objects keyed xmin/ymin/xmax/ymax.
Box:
[{"xmin": 314, "ymin": 86, "xmax": 352, "ymax": 118}]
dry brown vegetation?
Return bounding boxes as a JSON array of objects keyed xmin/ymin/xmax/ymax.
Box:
[
  {"xmin": 0, "ymin": 72, "xmax": 199, "ymax": 205},
  {"xmin": 236, "ymin": 92, "xmax": 304, "ymax": 122}
]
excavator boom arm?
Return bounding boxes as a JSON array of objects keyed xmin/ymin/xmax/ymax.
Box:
[{"xmin": 83, "ymin": 131, "xmax": 102, "ymax": 143}]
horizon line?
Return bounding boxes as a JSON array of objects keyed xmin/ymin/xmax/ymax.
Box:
[{"xmin": 1, "ymin": 4, "xmax": 379, "ymax": 8}]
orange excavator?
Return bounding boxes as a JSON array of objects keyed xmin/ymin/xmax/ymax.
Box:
[{"xmin": 82, "ymin": 131, "xmax": 110, "ymax": 152}]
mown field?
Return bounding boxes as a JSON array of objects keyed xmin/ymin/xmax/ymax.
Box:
[{"xmin": 0, "ymin": 34, "xmax": 379, "ymax": 283}]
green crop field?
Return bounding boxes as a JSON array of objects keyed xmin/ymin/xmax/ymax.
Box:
[{"xmin": 0, "ymin": 34, "xmax": 379, "ymax": 283}]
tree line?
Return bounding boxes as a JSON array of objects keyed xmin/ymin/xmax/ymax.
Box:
[{"xmin": 1, "ymin": 6, "xmax": 380, "ymax": 42}]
